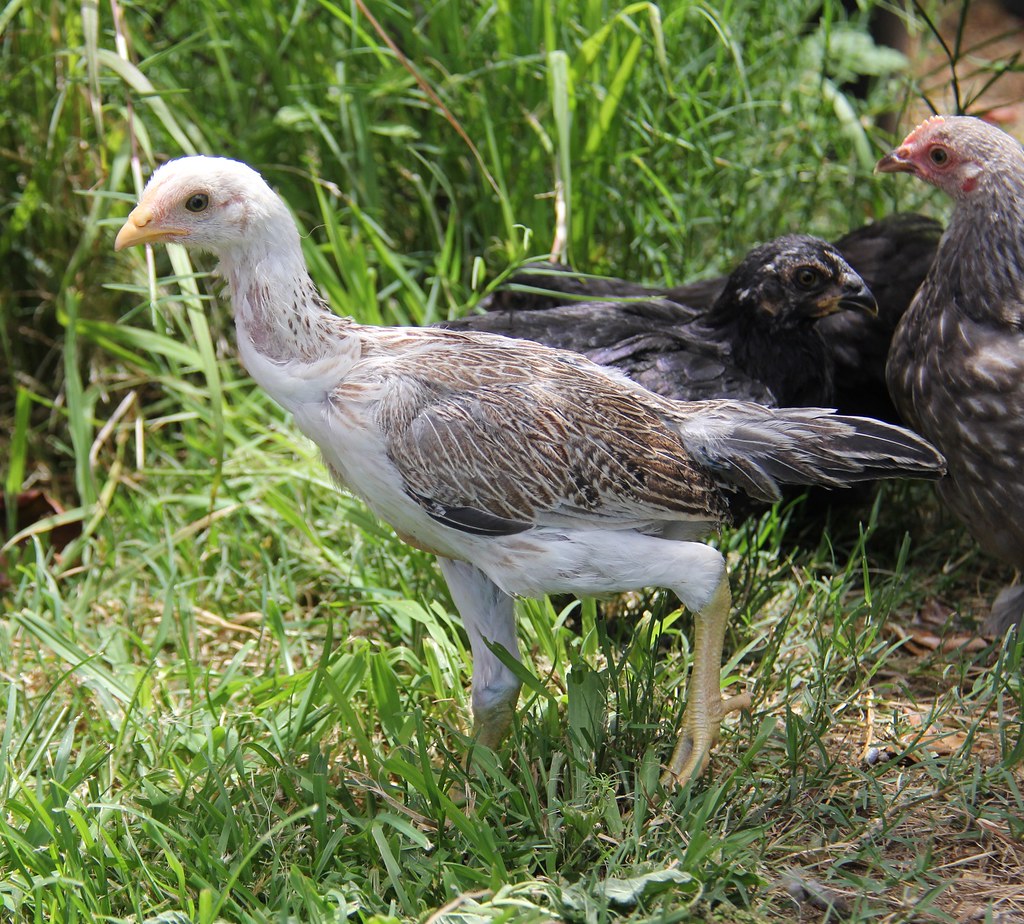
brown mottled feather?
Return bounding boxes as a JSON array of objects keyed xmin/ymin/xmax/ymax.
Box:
[{"xmin": 373, "ymin": 334, "xmax": 724, "ymax": 528}]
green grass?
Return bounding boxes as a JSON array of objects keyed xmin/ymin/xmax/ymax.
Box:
[{"xmin": 2, "ymin": 0, "xmax": 1024, "ymax": 921}]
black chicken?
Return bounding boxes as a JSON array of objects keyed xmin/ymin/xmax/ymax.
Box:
[
  {"xmin": 471, "ymin": 214, "xmax": 941, "ymax": 419},
  {"xmin": 449, "ymin": 235, "xmax": 877, "ymax": 408}
]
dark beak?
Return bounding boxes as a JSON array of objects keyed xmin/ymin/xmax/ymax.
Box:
[
  {"xmin": 875, "ymin": 147, "xmax": 914, "ymax": 174},
  {"xmin": 837, "ymin": 280, "xmax": 878, "ymax": 316},
  {"xmin": 814, "ymin": 277, "xmax": 877, "ymax": 318}
]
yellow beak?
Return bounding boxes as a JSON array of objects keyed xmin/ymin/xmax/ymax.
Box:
[{"xmin": 114, "ymin": 205, "xmax": 189, "ymax": 251}]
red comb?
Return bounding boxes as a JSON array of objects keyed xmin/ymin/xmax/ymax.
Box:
[{"xmin": 902, "ymin": 114, "xmax": 946, "ymax": 146}]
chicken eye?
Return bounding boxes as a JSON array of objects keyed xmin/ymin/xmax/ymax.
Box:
[
  {"xmin": 185, "ymin": 193, "xmax": 210, "ymax": 213},
  {"xmin": 794, "ymin": 267, "xmax": 821, "ymax": 290},
  {"xmin": 928, "ymin": 146, "xmax": 950, "ymax": 166}
]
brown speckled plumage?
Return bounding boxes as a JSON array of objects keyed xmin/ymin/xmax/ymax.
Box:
[{"xmin": 372, "ymin": 332, "xmax": 724, "ymax": 528}]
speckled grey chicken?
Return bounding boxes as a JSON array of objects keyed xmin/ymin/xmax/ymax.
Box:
[
  {"xmin": 877, "ymin": 115, "xmax": 1024, "ymax": 634},
  {"xmin": 449, "ymin": 236, "xmax": 878, "ymax": 408},
  {"xmin": 473, "ymin": 214, "xmax": 941, "ymax": 419},
  {"xmin": 114, "ymin": 155, "xmax": 946, "ymax": 786}
]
